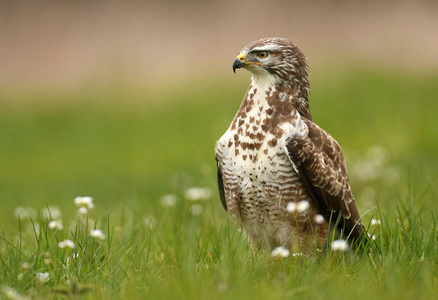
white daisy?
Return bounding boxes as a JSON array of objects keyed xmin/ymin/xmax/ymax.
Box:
[
  {"xmin": 42, "ymin": 206, "xmax": 62, "ymax": 220},
  {"xmin": 58, "ymin": 239, "xmax": 75, "ymax": 249},
  {"xmin": 74, "ymin": 196, "xmax": 95, "ymax": 209},
  {"xmin": 36, "ymin": 272, "xmax": 49, "ymax": 283},
  {"xmin": 184, "ymin": 187, "xmax": 212, "ymax": 201},
  {"xmin": 160, "ymin": 194, "xmax": 177, "ymax": 207},
  {"xmin": 286, "ymin": 202, "xmax": 297, "ymax": 213},
  {"xmin": 21, "ymin": 262, "xmax": 31, "ymax": 269},
  {"xmin": 331, "ymin": 239, "xmax": 349, "ymax": 252},
  {"xmin": 296, "ymin": 200, "xmax": 310, "ymax": 213},
  {"xmin": 314, "ymin": 214, "xmax": 325, "ymax": 224},
  {"xmin": 271, "ymin": 246, "xmax": 290, "ymax": 258},
  {"xmin": 48, "ymin": 220, "xmax": 64, "ymax": 230},
  {"xmin": 14, "ymin": 206, "xmax": 36, "ymax": 219},
  {"xmin": 90, "ymin": 229, "xmax": 106, "ymax": 240},
  {"xmin": 371, "ymin": 219, "xmax": 381, "ymax": 226}
]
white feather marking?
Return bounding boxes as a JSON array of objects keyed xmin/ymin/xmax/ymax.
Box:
[
  {"xmin": 251, "ymin": 44, "xmax": 281, "ymax": 52},
  {"xmin": 283, "ymin": 140, "xmax": 300, "ymax": 174},
  {"xmin": 250, "ymin": 73, "xmax": 278, "ymax": 90},
  {"xmin": 282, "ymin": 113, "xmax": 301, "ymax": 142},
  {"xmin": 281, "ymin": 114, "xmax": 306, "ymax": 175}
]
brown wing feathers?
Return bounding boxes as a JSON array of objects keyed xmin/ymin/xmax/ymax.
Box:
[{"xmin": 286, "ymin": 118, "xmax": 365, "ymax": 240}]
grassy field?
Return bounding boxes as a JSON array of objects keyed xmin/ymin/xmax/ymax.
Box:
[{"xmin": 1, "ymin": 66, "xmax": 438, "ymax": 299}]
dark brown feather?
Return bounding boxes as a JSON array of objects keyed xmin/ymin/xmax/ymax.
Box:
[
  {"xmin": 216, "ymin": 156, "xmax": 227, "ymax": 211},
  {"xmin": 286, "ymin": 118, "xmax": 365, "ymax": 240}
]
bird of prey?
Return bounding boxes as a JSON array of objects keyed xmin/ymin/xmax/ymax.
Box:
[{"xmin": 215, "ymin": 37, "xmax": 365, "ymax": 253}]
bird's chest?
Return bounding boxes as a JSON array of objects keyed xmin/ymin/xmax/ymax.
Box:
[
  {"xmin": 215, "ymin": 84, "xmax": 312, "ymax": 245},
  {"xmin": 216, "ymin": 96, "xmax": 293, "ymax": 198}
]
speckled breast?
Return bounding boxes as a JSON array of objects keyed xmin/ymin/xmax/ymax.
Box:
[{"xmin": 216, "ymin": 85, "xmax": 312, "ymax": 248}]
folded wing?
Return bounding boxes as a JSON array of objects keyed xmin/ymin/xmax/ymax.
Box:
[{"xmin": 285, "ymin": 118, "xmax": 365, "ymax": 240}]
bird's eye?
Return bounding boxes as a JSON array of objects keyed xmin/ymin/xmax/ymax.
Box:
[{"xmin": 258, "ymin": 51, "xmax": 268, "ymax": 58}]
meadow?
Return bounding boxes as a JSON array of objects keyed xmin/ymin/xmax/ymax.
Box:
[{"xmin": 1, "ymin": 65, "xmax": 437, "ymax": 299}]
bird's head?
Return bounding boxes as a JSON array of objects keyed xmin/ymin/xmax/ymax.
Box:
[{"xmin": 233, "ymin": 37, "xmax": 309, "ymax": 90}]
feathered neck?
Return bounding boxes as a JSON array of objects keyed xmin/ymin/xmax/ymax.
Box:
[{"xmin": 250, "ymin": 75, "xmax": 312, "ymax": 121}]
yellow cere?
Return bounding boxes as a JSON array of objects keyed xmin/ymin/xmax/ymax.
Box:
[{"xmin": 236, "ymin": 52, "xmax": 262, "ymax": 66}]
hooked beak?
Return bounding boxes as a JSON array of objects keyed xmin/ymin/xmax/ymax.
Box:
[
  {"xmin": 232, "ymin": 52, "xmax": 245, "ymax": 73},
  {"xmin": 232, "ymin": 52, "xmax": 263, "ymax": 73}
]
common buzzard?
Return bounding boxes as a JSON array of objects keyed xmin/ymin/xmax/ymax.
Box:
[{"xmin": 215, "ymin": 38, "xmax": 365, "ymax": 253}]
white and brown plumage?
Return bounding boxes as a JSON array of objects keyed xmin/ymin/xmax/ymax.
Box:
[{"xmin": 215, "ymin": 38, "xmax": 365, "ymax": 253}]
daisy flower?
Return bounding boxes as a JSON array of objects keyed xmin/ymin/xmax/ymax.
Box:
[
  {"xmin": 184, "ymin": 187, "xmax": 212, "ymax": 201},
  {"xmin": 331, "ymin": 239, "xmax": 349, "ymax": 252},
  {"xmin": 74, "ymin": 196, "xmax": 95, "ymax": 209},
  {"xmin": 90, "ymin": 229, "xmax": 106, "ymax": 240},
  {"xmin": 36, "ymin": 272, "xmax": 49, "ymax": 283},
  {"xmin": 58, "ymin": 239, "xmax": 75, "ymax": 249},
  {"xmin": 271, "ymin": 246, "xmax": 290, "ymax": 258}
]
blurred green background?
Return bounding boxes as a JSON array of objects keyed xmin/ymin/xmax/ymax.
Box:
[{"xmin": 1, "ymin": 0, "xmax": 438, "ymax": 231}]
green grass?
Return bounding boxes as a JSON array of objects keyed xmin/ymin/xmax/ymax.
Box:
[{"xmin": 1, "ymin": 66, "xmax": 438, "ymax": 299}]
